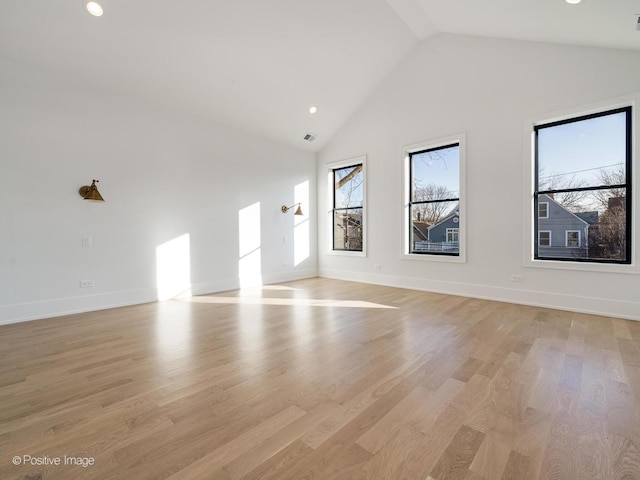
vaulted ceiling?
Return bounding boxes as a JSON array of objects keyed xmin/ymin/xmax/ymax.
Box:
[{"xmin": 1, "ymin": 0, "xmax": 638, "ymax": 151}]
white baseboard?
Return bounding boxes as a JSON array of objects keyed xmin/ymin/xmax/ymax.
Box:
[
  {"xmin": 263, "ymin": 268, "xmax": 317, "ymax": 285},
  {"xmin": 0, "ymin": 288, "xmax": 159, "ymax": 326},
  {"xmin": 0, "ymin": 269, "xmax": 318, "ymax": 326},
  {"xmin": 319, "ymin": 268, "xmax": 640, "ymax": 321}
]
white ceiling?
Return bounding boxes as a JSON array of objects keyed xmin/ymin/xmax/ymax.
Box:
[{"xmin": 1, "ymin": 0, "xmax": 638, "ymax": 152}]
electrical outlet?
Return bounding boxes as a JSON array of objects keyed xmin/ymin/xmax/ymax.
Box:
[
  {"xmin": 80, "ymin": 280, "xmax": 95, "ymax": 288},
  {"xmin": 510, "ymin": 274, "xmax": 523, "ymax": 282},
  {"xmin": 373, "ymin": 264, "xmax": 382, "ymax": 270},
  {"xmin": 82, "ymin": 235, "xmax": 93, "ymax": 247}
]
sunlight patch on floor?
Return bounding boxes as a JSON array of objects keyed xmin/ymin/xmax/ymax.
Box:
[{"xmin": 182, "ymin": 296, "xmax": 397, "ymax": 309}]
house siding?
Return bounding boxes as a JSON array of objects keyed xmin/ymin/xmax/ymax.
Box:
[
  {"xmin": 537, "ymin": 194, "xmax": 590, "ymax": 258},
  {"xmin": 429, "ymin": 216, "xmax": 459, "ymax": 242}
]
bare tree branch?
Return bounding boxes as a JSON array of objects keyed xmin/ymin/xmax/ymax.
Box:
[{"xmin": 412, "ymin": 183, "xmax": 452, "ymax": 224}]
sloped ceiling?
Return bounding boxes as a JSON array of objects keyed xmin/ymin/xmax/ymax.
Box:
[
  {"xmin": 388, "ymin": 0, "xmax": 640, "ymax": 49},
  {"xmin": 0, "ymin": 0, "xmax": 637, "ymax": 152}
]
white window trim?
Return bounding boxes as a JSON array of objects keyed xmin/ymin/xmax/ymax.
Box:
[
  {"xmin": 402, "ymin": 132, "xmax": 466, "ymax": 263},
  {"xmin": 538, "ymin": 230, "xmax": 551, "ymax": 247},
  {"xmin": 326, "ymin": 155, "xmax": 367, "ymax": 257},
  {"xmin": 523, "ymin": 93, "xmax": 639, "ymax": 274},
  {"xmin": 565, "ymin": 230, "xmax": 581, "ymax": 248},
  {"xmin": 538, "ymin": 202, "xmax": 549, "ymax": 219}
]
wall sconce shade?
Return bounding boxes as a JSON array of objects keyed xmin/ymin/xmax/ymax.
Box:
[
  {"xmin": 281, "ymin": 203, "xmax": 303, "ymax": 215},
  {"xmin": 79, "ymin": 179, "xmax": 105, "ymax": 201}
]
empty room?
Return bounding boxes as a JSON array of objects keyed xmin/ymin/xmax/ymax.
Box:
[{"xmin": 2, "ymin": 1, "xmax": 640, "ymax": 479}]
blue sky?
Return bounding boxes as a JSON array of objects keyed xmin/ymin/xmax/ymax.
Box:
[
  {"xmin": 412, "ymin": 145, "xmax": 460, "ymax": 198},
  {"xmin": 537, "ymin": 111, "xmax": 627, "ymax": 188}
]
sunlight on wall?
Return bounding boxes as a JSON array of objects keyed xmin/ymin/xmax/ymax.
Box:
[
  {"xmin": 156, "ymin": 234, "xmax": 192, "ymax": 301},
  {"xmin": 294, "ymin": 181, "xmax": 310, "ymax": 266},
  {"xmin": 239, "ymin": 202, "xmax": 262, "ymax": 288}
]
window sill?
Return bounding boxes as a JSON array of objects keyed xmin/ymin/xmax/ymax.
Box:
[
  {"xmin": 402, "ymin": 252, "xmax": 466, "ymax": 264},
  {"xmin": 525, "ymin": 258, "xmax": 638, "ymax": 275},
  {"xmin": 328, "ymin": 249, "xmax": 367, "ymax": 258}
]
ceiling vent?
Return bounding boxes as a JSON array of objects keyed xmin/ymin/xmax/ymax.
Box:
[{"xmin": 303, "ymin": 133, "xmax": 317, "ymax": 142}]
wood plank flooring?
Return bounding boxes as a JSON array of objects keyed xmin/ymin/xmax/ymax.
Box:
[{"xmin": 1, "ymin": 278, "xmax": 640, "ymax": 480}]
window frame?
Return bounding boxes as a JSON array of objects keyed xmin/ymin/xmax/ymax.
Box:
[
  {"xmin": 533, "ymin": 106, "xmax": 631, "ymax": 264},
  {"xmin": 524, "ymin": 95, "xmax": 638, "ymax": 274},
  {"xmin": 402, "ymin": 133, "xmax": 466, "ymax": 263},
  {"xmin": 326, "ymin": 155, "xmax": 367, "ymax": 257}
]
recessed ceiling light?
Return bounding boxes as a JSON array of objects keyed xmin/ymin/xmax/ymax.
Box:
[
  {"xmin": 86, "ymin": 1, "xmax": 104, "ymax": 17},
  {"xmin": 565, "ymin": 0, "xmax": 581, "ymax": 4},
  {"xmin": 309, "ymin": 106, "xmax": 318, "ymax": 114}
]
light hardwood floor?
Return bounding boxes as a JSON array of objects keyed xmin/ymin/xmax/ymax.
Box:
[{"xmin": 1, "ymin": 278, "xmax": 640, "ymax": 480}]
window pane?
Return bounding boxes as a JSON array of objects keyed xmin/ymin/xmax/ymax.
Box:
[
  {"xmin": 566, "ymin": 231, "xmax": 580, "ymax": 247},
  {"xmin": 411, "ymin": 200, "xmax": 458, "ymax": 226},
  {"xmin": 333, "ymin": 208, "xmax": 363, "ymax": 251},
  {"xmin": 411, "ymin": 202, "xmax": 459, "ymax": 254},
  {"xmin": 446, "ymin": 228, "xmax": 459, "ymax": 242},
  {"xmin": 538, "ymin": 202, "xmax": 548, "ymax": 218},
  {"xmin": 334, "ymin": 165, "xmax": 363, "ymax": 209},
  {"xmin": 539, "ymin": 231, "xmax": 551, "ymax": 246},
  {"xmin": 536, "ymin": 189, "xmax": 627, "ymax": 261},
  {"xmin": 538, "ymin": 111, "xmax": 627, "ymax": 191},
  {"xmin": 411, "ymin": 145, "xmax": 459, "ymax": 202}
]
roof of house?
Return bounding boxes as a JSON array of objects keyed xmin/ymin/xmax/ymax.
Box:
[
  {"xmin": 539, "ymin": 194, "xmax": 589, "ymax": 227},
  {"xmin": 412, "ymin": 222, "xmax": 431, "ymax": 241},
  {"xmin": 427, "ymin": 204, "xmax": 460, "ymax": 232},
  {"xmin": 575, "ymin": 211, "xmax": 599, "ymax": 225}
]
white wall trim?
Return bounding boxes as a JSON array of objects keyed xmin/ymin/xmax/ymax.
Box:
[
  {"xmin": 0, "ymin": 289, "xmax": 159, "ymax": 326},
  {"xmin": 0, "ymin": 269, "xmax": 317, "ymax": 326},
  {"xmin": 319, "ymin": 269, "xmax": 640, "ymax": 321}
]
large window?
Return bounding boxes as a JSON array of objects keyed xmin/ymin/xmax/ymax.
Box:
[
  {"xmin": 408, "ymin": 143, "xmax": 461, "ymax": 256},
  {"xmin": 534, "ymin": 106, "xmax": 632, "ymax": 264},
  {"xmin": 332, "ymin": 162, "xmax": 364, "ymax": 252}
]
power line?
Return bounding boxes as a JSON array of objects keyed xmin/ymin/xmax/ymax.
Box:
[{"xmin": 539, "ymin": 163, "xmax": 623, "ymax": 180}]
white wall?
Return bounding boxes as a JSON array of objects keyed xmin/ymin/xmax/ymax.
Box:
[
  {"xmin": 0, "ymin": 59, "xmax": 317, "ymax": 324},
  {"xmin": 318, "ymin": 34, "xmax": 640, "ymax": 320}
]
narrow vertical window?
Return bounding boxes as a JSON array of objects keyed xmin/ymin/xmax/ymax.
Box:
[
  {"xmin": 538, "ymin": 202, "xmax": 549, "ymax": 219},
  {"xmin": 534, "ymin": 106, "xmax": 632, "ymax": 263},
  {"xmin": 409, "ymin": 143, "xmax": 461, "ymax": 255},
  {"xmin": 332, "ymin": 163, "xmax": 364, "ymax": 251}
]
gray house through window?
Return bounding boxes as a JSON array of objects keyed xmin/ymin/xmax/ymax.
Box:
[
  {"xmin": 413, "ymin": 205, "xmax": 460, "ymax": 254},
  {"xmin": 536, "ymin": 194, "xmax": 597, "ymax": 259}
]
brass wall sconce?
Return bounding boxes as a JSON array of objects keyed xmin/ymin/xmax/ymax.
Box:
[
  {"xmin": 79, "ymin": 179, "xmax": 105, "ymax": 202},
  {"xmin": 281, "ymin": 203, "xmax": 303, "ymax": 215}
]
